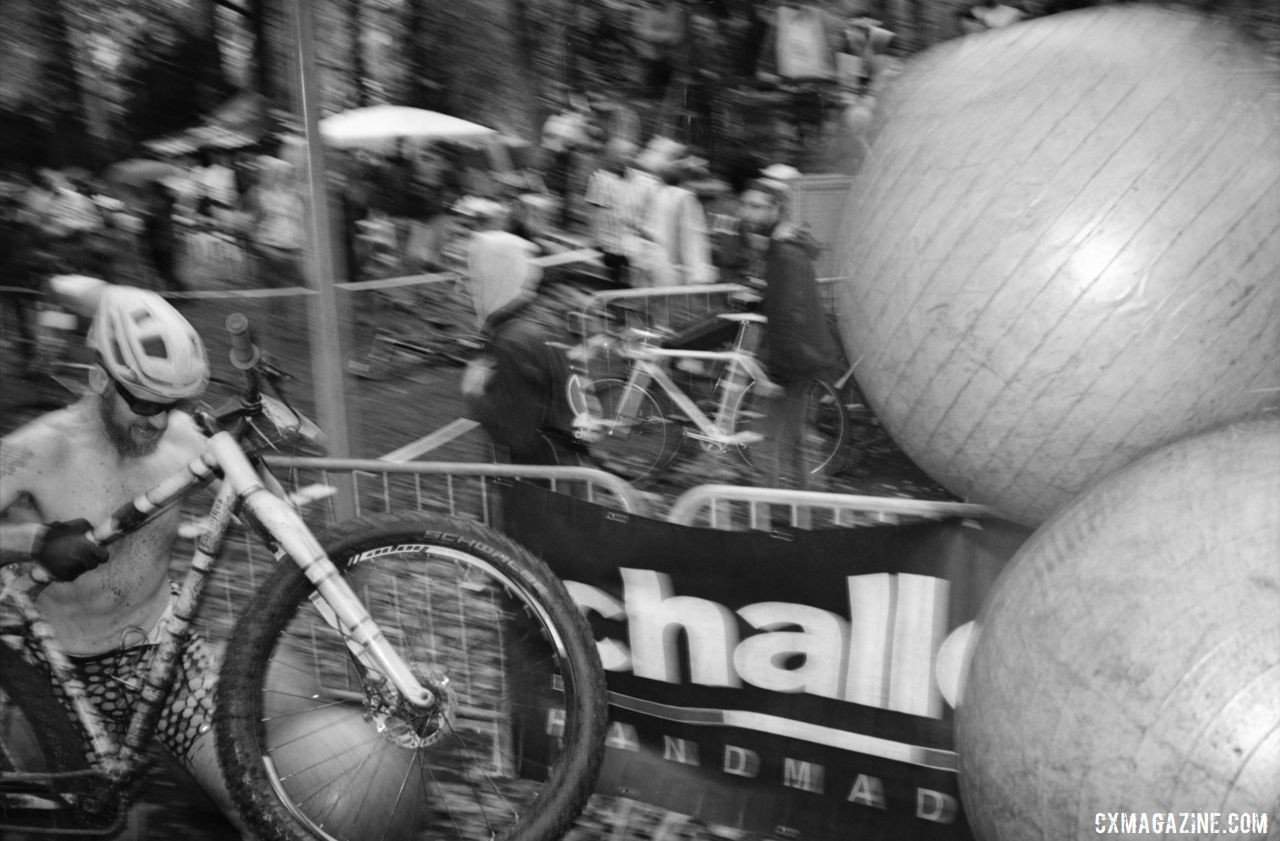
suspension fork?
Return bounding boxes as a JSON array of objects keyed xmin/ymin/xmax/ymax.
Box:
[{"xmin": 207, "ymin": 433, "xmax": 434, "ymax": 708}]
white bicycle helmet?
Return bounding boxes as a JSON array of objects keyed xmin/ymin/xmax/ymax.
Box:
[{"xmin": 88, "ymin": 285, "xmax": 209, "ymax": 401}]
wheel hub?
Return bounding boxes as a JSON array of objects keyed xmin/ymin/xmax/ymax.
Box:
[{"xmin": 365, "ymin": 667, "xmax": 456, "ymax": 750}]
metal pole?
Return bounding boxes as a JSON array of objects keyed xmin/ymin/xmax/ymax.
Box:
[{"xmin": 290, "ymin": 0, "xmax": 357, "ymax": 520}]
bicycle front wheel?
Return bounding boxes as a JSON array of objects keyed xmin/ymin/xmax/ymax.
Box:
[
  {"xmin": 216, "ymin": 513, "xmax": 608, "ymax": 841},
  {"xmin": 587, "ymin": 378, "xmax": 682, "ymax": 484},
  {"xmin": 734, "ymin": 378, "xmax": 849, "ymax": 478}
]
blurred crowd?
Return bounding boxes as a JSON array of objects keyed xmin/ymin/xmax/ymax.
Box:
[{"xmin": 0, "ymin": 147, "xmax": 313, "ymax": 373}]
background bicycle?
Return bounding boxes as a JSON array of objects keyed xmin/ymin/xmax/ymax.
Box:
[{"xmin": 566, "ymin": 296, "xmax": 849, "ymax": 486}]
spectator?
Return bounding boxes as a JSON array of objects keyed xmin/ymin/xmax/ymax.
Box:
[
  {"xmin": 687, "ymin": 11, "xmax": 729, "ymax": 152},
  {"xmin": 585, "ymin": 138, "xmax": 639, "ymax": 285},
  {"xmin": 566, "ymin": 124, "xmax": 606, "ymax": 233},
  {"xmin": 24, "ymin": 169, "xmax": 105, "ymax": 275},
  {"xmin": 642, "ymin": 154, "xmax": 717, "ymax": 287},
  {"xmin": 244, "ymin": 155, "xmax": 305, "ymax": 288},
  {"xmin": 0, "ymin": 178, "xmax": 42, "ymax": 375},
  {"xmin": 332, "ymin": 154, "xmax": 369, "ymax": 282},
  {"xmin": 141, "ymin": 179, "xmax": 182, "ymax": 293},
  {"xmin": 738, "ymin": 178, "xmax": 835, "ymax": 491},
  {"xmin": 591, "ymin": 92, "xmax": 641, "ymax": 147},
  {"xmin": 462, "ymin": 280, "xmax": 589, "ymax": 467},
  {"xmin": 404, "ymin": 145, "xmax": 450, "ymax": 271},
  {"xmin": 466, "ymin": 201, "xmax": 542, "ymax": 328},
  {"xmin": 621, "ymin": 140, "xmax": 670, "ymax": 278},
  {"xmin": 494, "ymin": 172, "xmax": 554, "ymax": 249},
  {"xmin": 634, "ymin": 0, "xmax": 686, "ymax": 99},
  {"xmin": 190, "ymin": 147, "xmax": 240, "ymax": 230},
  {"xmin": 244, "ymin": 155, "xmax": 305, "ymax": 332},
  {"xmin": 540, "ymin": 93, "xmax": 590, "ymax": 230},
  {"xmin": 706, "ymin": 153, "xmax": 765, "ymax": 274},
  {"xmin": 736, "ymin": 1, "xmax": 772, "ymax": 78}
]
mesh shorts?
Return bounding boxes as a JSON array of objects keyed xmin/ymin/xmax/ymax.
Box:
[{"xmin": 14, "ymin": 626, "xmax": 218, "ymax": 769}]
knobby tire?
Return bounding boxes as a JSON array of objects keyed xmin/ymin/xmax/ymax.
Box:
[
  {"xmin": 733, "ymin": 378, "xmax": 850, "ymax": 477},
  {"xmin": 215, "ymin": 512, "xmax": 608, "ymax": 841},
  {"xmin": 587, "ymin": 378, "xmax": 681, "ymax": 484}
]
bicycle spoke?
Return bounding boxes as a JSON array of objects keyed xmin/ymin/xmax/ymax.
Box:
[
  {"xmin": 257, "ymin": 545, "xmax": 578, "ymax": 834},
  {"xmin": 220, "ymin": 516, "xmax": 604, "ymax": 841}
]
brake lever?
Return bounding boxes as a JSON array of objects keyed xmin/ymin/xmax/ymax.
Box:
[{"xmin": 258, "ymin": 354, "xmax": 293, "ymax": 384}]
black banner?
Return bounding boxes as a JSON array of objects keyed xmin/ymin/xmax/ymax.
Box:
[{"xmin": 502, "ymin": 483, "xmax": 1030, "ymax": 841}]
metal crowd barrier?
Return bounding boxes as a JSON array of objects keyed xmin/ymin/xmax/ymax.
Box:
[
  {"xmin": 577, "ymin": 283, "xmax": 753, "ymax": 335},
  {"xmin": 818, "ymin": 275, "xmax": 847, "ymax": 318},
  {"xmin": 578, "ymin": 278, "xmax": 847, "ymax": 334},
  {"xmin": 666, "ymin": 484, "xmax": 991, "ymax": 530},
  {"xmin": 259, "ymin": 456, "xmax": 982, "ymax": 534},
  {"xmin": 260, "ymin": 456, "xmax": 649, "ymax": 527},
  {"xmin": 185, "ymin": 459, "xmax": 646, "ymax": 643}
]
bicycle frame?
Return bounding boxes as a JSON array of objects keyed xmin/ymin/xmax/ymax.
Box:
[
  {"xmin": 616, "ymin": 346, "xmax": 771, "ymax": 447},
  {"xmin": 0, "ymin": 430, "xmax": 435, "ymax": 795}
]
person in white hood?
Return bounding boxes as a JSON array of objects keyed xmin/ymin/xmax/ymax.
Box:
[{"xmin": 466, "ymin": 200, "xmax": 543, "ymax": 327}]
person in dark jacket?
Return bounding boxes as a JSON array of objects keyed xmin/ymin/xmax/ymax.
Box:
[
  {"xmin": 463, "ymin": 282, "xmax": 589, "ymax": 467},
  {"xmin": 142, "ymin": 180, "xmax": 182, "ymax": 293},
  {"xmin": 738, "ymin": 179, "xmax": 835, "ymax": 490},
  {"xmin": 0, "ymin": 183, "xmax": 42, "ymax": 374}
]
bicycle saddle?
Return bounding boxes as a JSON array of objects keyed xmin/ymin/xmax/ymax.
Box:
[{"xmin": 622, "ymin": 325, "xmax": 675, "ymax": 344}]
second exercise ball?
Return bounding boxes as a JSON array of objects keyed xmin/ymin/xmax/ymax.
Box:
[
  {"xmin": 834, "ymin": 4, "xmax": 1280, "ymax": 524},
  {"xmin": 956, "ymin": 419, "xmax": 1280, "ymax": 840}
]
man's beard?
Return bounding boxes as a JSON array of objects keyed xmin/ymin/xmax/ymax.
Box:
[{"xmin": 98, "ymin": 394, "xmax": 163, "ymax": 458}]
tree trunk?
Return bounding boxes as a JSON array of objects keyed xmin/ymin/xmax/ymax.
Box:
[
  {"xmin": 251, "ymin": 0, "xmax": 275, "ymax": 103},
  {"xmin": 194, "ymin": 0, "xmax": 230, "ymax": 108},
  {"xmin": 36, "ymin": 0, "xmax": 90, "ymax": 166},
  {"xmin": 509, "ymin": 0, "xmax": 547, "ymax": 132},
  {"xmin": 403, "ymin": 0, "xmax": 443, "ymax": 111},
  {"xmin": 347, "ymin": 0, "xmax": 370, "ymax": 106}
]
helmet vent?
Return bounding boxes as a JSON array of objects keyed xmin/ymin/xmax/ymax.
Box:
[{"xmin": 142, "ymin": 336, "xmax": 169, "ymax": 359}]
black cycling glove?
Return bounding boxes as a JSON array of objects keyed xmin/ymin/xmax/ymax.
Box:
[{"xmin": 33, "ymin": 519, "xmax": 109, "ymax": 582}]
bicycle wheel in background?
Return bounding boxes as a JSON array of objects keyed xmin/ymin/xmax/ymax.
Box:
[
  {"xmin": 587, "ymin": 378, "xmax": 682, "ymax": 484},
  {"xmin": 216, "ymin": 513, "xmax": 608, "ymax": 841},
  {"xmin": 733, "ymin": 378, "xmax": 849, "ymax": 478}
]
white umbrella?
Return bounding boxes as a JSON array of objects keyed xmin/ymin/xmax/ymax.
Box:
[{"xmin": 319, "ymin": 106, "xmax": 497, "ymax": 149}]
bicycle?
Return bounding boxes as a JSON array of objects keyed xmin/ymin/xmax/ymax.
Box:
[
  {"xmin": 344, "ymin": 211, "xmax": 482, "ymax": 381},
  {"xmin": 0, "ymin": 312, "xmax": 608, "ymax": 841},
  {"xmin": 567, "ymin": 304, "xmax": 849, "ymax": 485},
  {"xmin": 345, "ymin": 320, "xmax": 481, "ymax": 380}
]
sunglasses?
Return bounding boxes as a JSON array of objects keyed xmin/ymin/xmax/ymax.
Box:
[{"xmin": 111, "ymin": 377, "xmax": 185, "ymax": 417}]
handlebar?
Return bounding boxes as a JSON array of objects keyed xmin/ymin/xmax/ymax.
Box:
[
  {"xmin": 226, "ymin": 312, "xmax": 261, "ymax": 371},
  {"xmin": 28, "ymin": 314, "xmax": 319, "ymax": 586},
  {"xmin": 215, "ymin": 312, "xmax": 325, "ymax": 453}
]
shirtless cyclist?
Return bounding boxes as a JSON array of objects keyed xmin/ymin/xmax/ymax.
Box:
[{"xmin": 0, "ymin": 285, "xmax": 240, "ymax": 824}]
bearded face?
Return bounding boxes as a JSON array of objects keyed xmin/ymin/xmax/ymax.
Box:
[
  {"xmin": 97, "ymin": 385, "xmax": 169, "ymax": 458},
  {"xmin": 739, "ymin": 189, "xmax": 780, "ymax": 237}
]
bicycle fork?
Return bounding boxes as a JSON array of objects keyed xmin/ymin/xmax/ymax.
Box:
[{"xmin": 209, "ymin": 434, "xmax": 436, "ymax": 709}]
